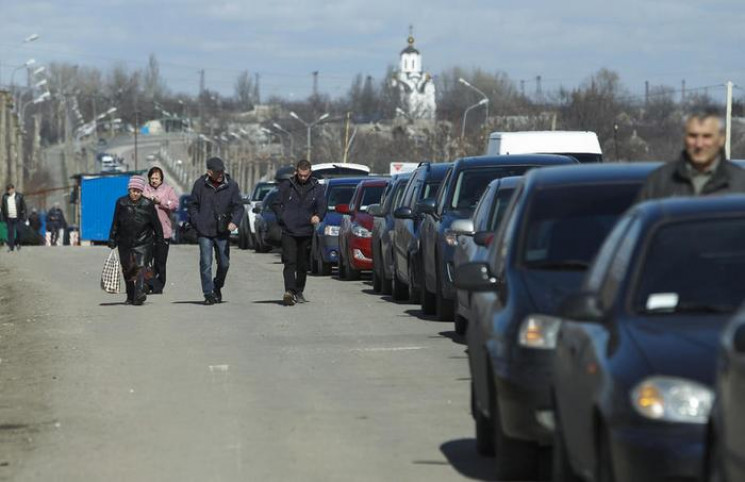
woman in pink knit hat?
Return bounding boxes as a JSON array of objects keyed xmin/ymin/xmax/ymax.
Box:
[
  {"xmin": 107, "ymin": 175, "xmax": 164, "ymax": 305},
  {"xmin": 143, "ymin": 166, "xmax": 179, "ymax": 294}
]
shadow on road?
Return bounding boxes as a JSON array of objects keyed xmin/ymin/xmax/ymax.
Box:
[
  {"xmin": 439, "ymin": 330, "xmax": 466, "ymax": 346},
  {"xmin": 252, "ymin": 300, "xmax": 286, "ymax": 305},
  {"xmin": 98, "ymin": 302, "xmax": 129, "ymax": 306},
  {"xmin": 404, "ymin": 308, "xmax": 439, "ymax": 321},
  {"xmin": 171, "ymin": 300, "xmax": 214, "ymax": 305},
  {"xmin": 440, "ymin": 439, "xmax": 498, "ymax": 481}
]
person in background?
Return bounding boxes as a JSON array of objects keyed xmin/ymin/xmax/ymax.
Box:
[
  {"xmin": 637, "ymin": 110, "xmax": 745, "ymax": 200},
  {"xmin": 187, "ymin": 157, "xmax": 244, "ymax": 305},
  {"xmin": 1, "ymin": 184, "xmax": 27, "ymax": 252},
  {"xmin": 143, "ymin": 166, "xmax": 179, "ymax": 294},
  {"xmin": 272, "ymin": 159, "xmax": 327, "ymax": 306},
  {"xmin": 108, "ymin": 176, "xmax": 163, "ymax": 306},
  {"xmin": 28, "ymin": 208, "xmax": 42, "ymax": 244},
  {"xmin": 45, "ymin": 202, "xmax": 67, "ymax": 246}
]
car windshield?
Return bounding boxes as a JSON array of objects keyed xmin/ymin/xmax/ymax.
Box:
[
  {"xmin": 450, "ymin": 166, "xmax": 533, "ymax": 210},
  {"xmin": 635, "ymin": 218, "xmax": 745, "ymax": 314},
  {"xmin": 261, "ymin": 191, "xmax": 278, "ymax": 213},
  {"xmin": 326, "ymin": 185, "xmax": 356, "ymax": 208},
  {"xmin": 487, "ymin": 188, "xmax": 515, "ymax": 231},
  {"xmin": 252, "ymin": 183, "xmax": 275, "ymax": 201},
  {"xmin": 520, "ymin": 183, "xmax": 641, "ymax": 270},
  {"xmin": 360, "ymin": 185, "xmax": 385, "ymax": 207}
]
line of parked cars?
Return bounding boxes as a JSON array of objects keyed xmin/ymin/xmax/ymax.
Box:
[{"xmin": 243, "ymin": 154, "xmax": 745, "ymax": 481}]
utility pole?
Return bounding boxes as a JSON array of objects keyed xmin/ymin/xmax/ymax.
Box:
[
  {"xmin": 134, "ymin": 110, "xmax": 139, "ymax": 171},
  {"xmin": 725, "ymin": 81, "xmax": 733, "ymax": 159},
  {"xmin": 312, "ymin": 71, "xmax": 319, "ymax": 97},
  {"xmin": 520, "ymin": 80, "xmax": 525, "ymax": 97},
  {"xmin": 644, "ymin": 81, "xmax": 649, "ymax": 108},
  {"xmin": 681, "ymin": 80, "xmax": 686, "ymax": 103}
]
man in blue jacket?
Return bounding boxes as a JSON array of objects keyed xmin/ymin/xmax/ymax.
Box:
[
  {"xmin": 272, "ymin": 159, "xmax": 327, "ymax": 306},
  {"xmin": 188, "ymin": 157, "xmax": 245, "ymax": 305}
]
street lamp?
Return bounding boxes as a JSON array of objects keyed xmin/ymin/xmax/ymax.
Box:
[
  {"xmin": 289, "ymin": 111, "xmax": 329, "ymax": 162},
  {"xmin": 458, "ymin": 77, "xmax": 489, "ymax": 126},
  {"xmin": 23, "ymin": 34, "xmax": 40, "ymax": 44},
  {"xmin": 461, "ymin": 98, "xmax": 489, "ymax": 140},
  {"xmin": 10, "ymin": 58, "xmax": 36, "ymax": 88},
  {"xmin": 272, "ymin": 122, "xmax": 294, "ymax": 158}
]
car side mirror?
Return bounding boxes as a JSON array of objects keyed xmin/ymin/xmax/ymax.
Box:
[
  {"xmin": 336, "ymin": 204, "xmax": 350, "ymax": 215},
  {"xmin": 415, "ymin": 197, "xmax": 436, "ymax": 216},
  {"xmin": 394, "ymin": 206, "xmax": 413, "ymax": 219},
  {"xmin": 367, "ymin": 203, "xmax": 382, "ymax": 217},
  {"xmin": 473, "ymin": 231, "xmax": 495, "ymax": 247},
  {"xmin": 558, "ymin": 292, "xmax": 604, "ymax": 323},
  {"xmin": 733, "ymin": 323, "xmax": 745, "ymax": 354},
  {"xmin": 449, "ymin": 218, "xmax": 475, "ymax": 235},
  {"xmin": 454, "ymin": 262, "xmax": 500, "ymax": 292}
]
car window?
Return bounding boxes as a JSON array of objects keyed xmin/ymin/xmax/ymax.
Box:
[
  {"xmin": 435, "ymin": 168, "xmax": 452, "ymax": 215},
  {"xmin": 422, "ymin": 181, "xmax": 440, "ymax": 200},
  {"xmin": 389, "ymin": 181, "xmax": 408, "ymax": 211},
  {"xmin": 486, "ymin": 187, "xmax": 516, "ymax": 232},
  {"xmin": 360, "ymin": 185, "xmax": 385, "ymax": 208},
  {"xmin": 401, "ymin": 172, "xmax": 419, "ymax": 208},
  {"xmin": 326, "ymin": 185, "xmax": 356, "ymax": 208},
  {"xmin": 488, "ymin": 185, "xmax": 524, "ymax": 275},
  {"xmin": 261, "ymin": 191, "xmax": 278, "ymax": 213},
  {"xmin": 599, "ymin": 217, "xmax": 642, "ymax": 309},
  {"xmin": 584, "ymin": 215, "xmax": 634, "ymax": 292},
  {"xmin": 252, "ymin": 183, "xmax": 275, "ymax": 201},
  {"xmin": 450, "ymin": 166, "xmax": 534, "ymax": 211},
  {"xmin": 519, "ymin": 183, "xmax": 641, "ymax": 270},
  {"xmin": 471, "ymin": 186, "xmax": 492, "ymax": 231},
  {"xmin": 633, "ymin": 218, "xmax": 745, "ymax": 314}
]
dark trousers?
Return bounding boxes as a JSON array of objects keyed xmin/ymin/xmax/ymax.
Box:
[
  {"xmin": 149, "ymin": 239, "xmax": 170, "ymax": 293},
  {"xmin": 6, "ymin": 218, "xmax": 20, "ymax": 250},
  {"xmin": 119, "ymin": 248, "xmax": 147, "ymax": 302},
  {"xmin": 282, "ymin": 234, "xmax": 312, "ymax": 294},
  {"xmin": 198, "ymin": 236, "xmax": 230, "ymax": 296}
]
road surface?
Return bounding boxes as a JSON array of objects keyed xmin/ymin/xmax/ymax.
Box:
[{"xmin": 0, "ymin": 245, "xmax": 497, "ymax": 481}]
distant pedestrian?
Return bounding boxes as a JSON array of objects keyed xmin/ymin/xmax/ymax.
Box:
[
  {"xmin": 637, "ymin": 110, "xmax": 745, "ymax": 201},
  {"xmin": 272, "ymin": 159, "xmax": 327, "ymax": 306},
  {"xmin": 187, "ymin": 157, "xmax": 244, "ymax": 305},
  {"xmin": 107, "ymin": 176, "xmax": 164, "ymax": 305},
  {"xmin": 1, "ymin": 183, "xmax": 27, "ymax": 252},
  {"xmin": 28, "ymin": 208, "xmax": 43, "ymax": 244},
  {"xmin": 45, "ymin": 202, "xmax": 67, "ymax": 246},
  {"xmin": 143, "ymin": 166, "xmax": 179, "ymax": 294}
]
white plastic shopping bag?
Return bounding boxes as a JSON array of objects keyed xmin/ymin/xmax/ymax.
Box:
[{"xmin": 100, "ymin": 249, "xmax": 121, "ymax": 294}]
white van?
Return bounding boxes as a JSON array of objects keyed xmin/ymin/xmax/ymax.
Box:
[{"xmin": 485, "ymin": 131, "xmax": 603, "ymax": 163}]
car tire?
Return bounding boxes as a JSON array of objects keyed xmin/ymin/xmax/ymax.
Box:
[
  {"xmin": 392, "ymin": 270, "xmax": 408, "ymax": 302},
  {"xmin": 310, "ymin": 243, "xmax": 319, "ymax": 275},
  {"xmin": 455, "ymin": 315, "xmax": 467, "ymax": 335},
  {"xmin": 320, "ymin": 258, "xmax": 332, "ymax": 276},
  {"xmin": 492, "ymin": 388, "xmax": 540, "ymax": 480},
  {"xmin": 238, "ymin": 227, "xmax": 249, "ymax": 250},
  {"xmin": 553, "ymin": 407, "xmax": 582, "ymax": 482},
  {"xmin": 246, "ymin": 223, "xmax": 255, "ymax": 250},
  {"xmin": 473, "ymin": 383, "xmax": 495, "ymax": 457},
  {"xmin": 338, "ymin": 250, "xmax": 347, "ymax": 279},
  {"xmin": 436, "ymin": 275, "xmax": 455, "ymax": 321},
  {"xmin": 421, "ymin": 280, "xmax": 436, "ymax": 315},
  {"xmin": 407, "ymin": 261, "xmax": 421, "ymax": 304},
  {"xmin": 381, "ymin": 273, "xmax": 393, "ymax": 295},
  {"xmin": 346, "ymin": 256, "xmax": 361, "ymax": 281},
  {"xmin": 596, "ymin": 424, "xmax": 616, "ymax": 482},
  {"xmin": 372, "ymin": 267, "xmax": 382, "ymax": 292}
]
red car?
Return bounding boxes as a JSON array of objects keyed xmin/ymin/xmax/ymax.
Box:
[{"xmin": 336, "ymin": 179, "xmax": 387, "ymax": 280}]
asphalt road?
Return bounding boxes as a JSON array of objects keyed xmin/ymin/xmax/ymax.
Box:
[{"xmin": 0, "ymin": 245, "xmax": 498, "ymax": 481}]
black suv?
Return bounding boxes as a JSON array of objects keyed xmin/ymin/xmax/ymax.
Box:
[
  {"xmin": 419, "ymin": 154, "xmax": 578, "ymax": 320},
  {"xmin": 391, "ymin": 162, "xmax": 451, "ymax": 302}
]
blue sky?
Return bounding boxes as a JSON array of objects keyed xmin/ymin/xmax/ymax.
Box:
[{"xmin": 1, "ymin": 0, "xmax": 744, "ymax": 101}]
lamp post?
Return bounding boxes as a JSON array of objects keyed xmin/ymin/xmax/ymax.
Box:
[
  {"xmin": 289, "ymin": 111, "xmax": 329, "ymax": 162},
  {"xmin": 458, "ymin": 77, "xmax": 489, "ymax": 127},
  {"xmin": 272, "ymin": 122, "xmax": 294, "ymax": 159},
  {"xmin": 17, "ymin": 91, "xmax": 50, "ymax": 190},
  {"xmin": 461, "ymin": 98, "xmax": 489, "ymax": 140}
]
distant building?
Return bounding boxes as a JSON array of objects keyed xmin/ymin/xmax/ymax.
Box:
[{"xmin": 391, "ymin": 29, "xmax": 436, "ymax": 121}]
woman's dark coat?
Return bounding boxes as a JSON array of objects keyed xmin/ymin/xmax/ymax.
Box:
[{"xmin": 108, "ymin": 195, "xmax": 164, "ymax": 277}]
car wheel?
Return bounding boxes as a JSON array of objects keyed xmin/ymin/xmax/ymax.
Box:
[
  {"xmin": 553, "ymin": 407, "xmax": 582, "ymax": 482},
  {"xmin": 238, "ymin": 226, "xmax": 249, "ymax": 250},
  {"xmin": 310, "ymin": 243, "xmax": 319, "ymax": 275},
  {"xmin": 706, "ymin": 426, "xmax": 725, "ymax": 482},
  {"xmin": 253, "ymin": 234, "xmax": 263, "ymax": 253},
  {"xmin": 346, "ymin": 255, "xmax": 361, "ymax": 281},
  {"xmin": 381, "ymin": 271, "xmax": 393, "ymax": 295},
  {"xmin": 421, "ymin": 269, "xmax": 437, "ymax": 315},
  {"xmin": 392, "ymin": 269, "xmax": 408, "ymax": 302},
  {"xmin": 596, "ymin": 424, "xmax": 616, "ymax": 482},
  {"xmin": 320, "ymin": 257, "xmax": 332, "ymax": 276},
  {"xmin": 407, "ymin": 260, "xmax": 421, "ymax": 304},
  {"xmin": 473, "ymin": 383, "xmax": 495, "ymax": 457},
  {"xmin": 246, "ymin": 224, "xmax": 255, "ymax": 249},
  {"xmin": 435, "ymin": 259, "xmax": 455, "ymax": 321},
  {"xmin": 338, "ymin": 250, "xmax": 347, "ymax": 279},
  {"xmin": 455, "ymin": 315, "xmax": 468, "ymax": 335},
  {"xmin": 492, "ymin": 386, "xmax": 540, "ymax": 480},
  {"xmin": 372, "ymin": 267, "xmax": 382, "ymax": 292}
]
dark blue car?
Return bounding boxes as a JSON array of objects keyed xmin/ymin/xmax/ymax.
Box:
[
  {"xmin": 553, "ymin": 195, "xmax": 745, "ymax": 482},
  {"xmin": 310, "ymin": 177, "xmax": 367, "ymax": 275}
]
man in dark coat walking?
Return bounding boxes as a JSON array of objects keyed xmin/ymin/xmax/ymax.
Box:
[
  {"xmin": 46, "ymin": 202, "xmax": 67, "ymax": 246},
  {"xmin": 272, "ymin": 159, "xmax": 327, "ymax": 306},
  {"xmin": 188, "ymin": 157, "xmax": 245, "ymax": 305},
  {"xmin": 108, "ymin": 176, "xmax": 164, "ymax": 305},
  {"xmin": 1, "ymin": 183, "xmax": 27, "ymax": 252},
  {"xmin": 637, "ymin": 111, "xmax": 745, "ymax": 201}
]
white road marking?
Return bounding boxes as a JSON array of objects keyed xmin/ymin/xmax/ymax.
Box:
[{"xmin": 350, "ymin": 346, "xmax": 425, "ymax": 352}]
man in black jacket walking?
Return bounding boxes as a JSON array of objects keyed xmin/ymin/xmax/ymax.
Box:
[
  {"xmin": 272, "ymin": 159, "xmax": 327, "ymax": 306},
  {"xmin": 2, "ymin": 184, "xmax": 27, "ymax": 252},
  {"xmin": 188, "ymin": 157, "xmax": 245, "ymax": 305},
  {"xmin": 637, "ymin": 111, "xmax": 745, "ymax": 201}
]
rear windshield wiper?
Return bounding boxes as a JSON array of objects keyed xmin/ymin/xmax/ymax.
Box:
[
  {"xmin": 524, "ymin": 260, "xmax": 590, "ymax": 271},
  {"xmin": 643, "ymin": 303, "xmax": 736, "ymax": 314}
]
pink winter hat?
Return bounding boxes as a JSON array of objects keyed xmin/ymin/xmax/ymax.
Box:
[{"xmin": 128, "ymin": 176, "xmax": 146, "ymax": 191}]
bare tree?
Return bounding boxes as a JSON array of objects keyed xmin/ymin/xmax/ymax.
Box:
[{"xmin": 234, "ymin": 70, "xmax": 254, "ymax": 111}]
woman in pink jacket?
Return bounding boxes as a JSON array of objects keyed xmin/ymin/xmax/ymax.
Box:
[{"xmin": 143, "ymin": 166, "xmax": 179, "ymax": 294}]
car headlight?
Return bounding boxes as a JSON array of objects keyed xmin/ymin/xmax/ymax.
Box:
[
  {"xmin": 324, "ymin": 225, "xmax": 340, "ymax": 236},
  {"xmin": 351, "ymin": 224, "xmax": 372, "ymax": 238},
  {"xmin": 518, "ymin": 314, "xmax": 562, "ymax": 349},
  {"xmin": 631, "ymin": 377, "xmax": 713, "ymax": 424},
  {"xmin": 444, "ymin": 231, "xmax": 459, "ymax": 247}
]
